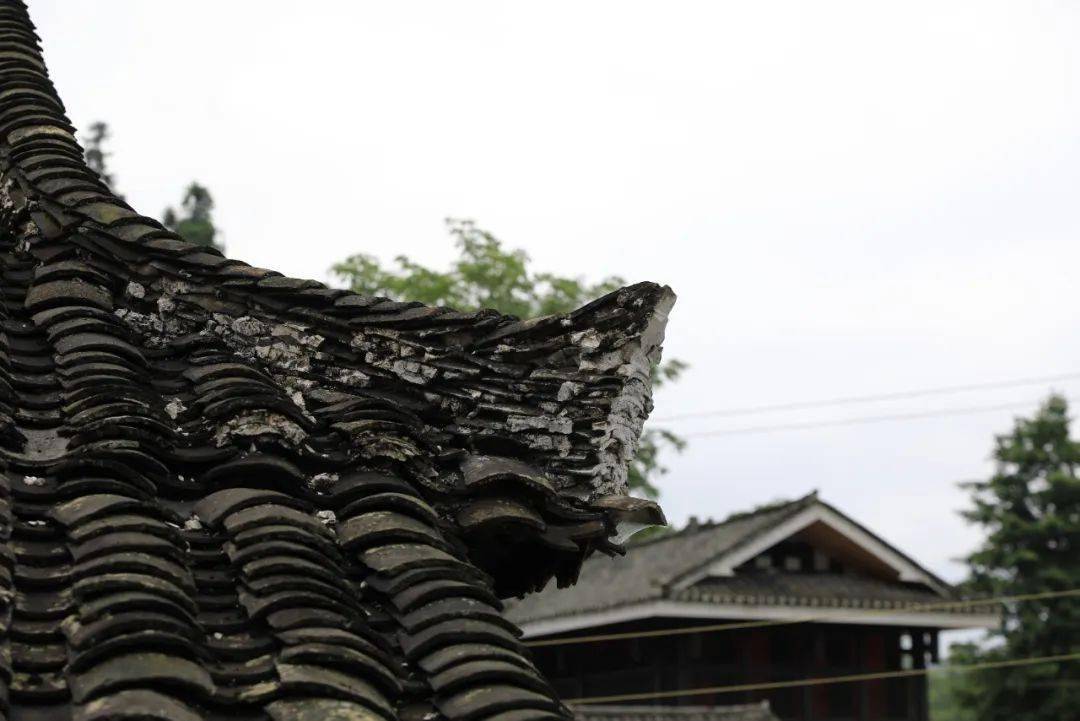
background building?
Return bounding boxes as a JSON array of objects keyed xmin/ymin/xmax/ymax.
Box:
[{"xmin": 508, "ymin": 493, "xmax": 998, "ymax": 721}]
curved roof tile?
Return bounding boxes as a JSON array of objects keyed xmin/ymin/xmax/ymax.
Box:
[{"xmin": 0, "ymin": 2, "xmax": 673, "ymax": 718}]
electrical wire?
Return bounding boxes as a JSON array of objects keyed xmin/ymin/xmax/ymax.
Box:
[
  {"xmin": 565, "ymin": 651, "xmax": 1080, "ymax": 705},
  {"xmin": 653, "ymin": 372, "xmax": 1080, "ymax": 422},
  {"xmin": 523, "ymin": 588, "xmax": 1080, "ymax": 648},
  {"xmin": 544, "ymin": 381, "xmax": 1080, "ymax": 704},
  {"xmin": 680, "ymin": 397, "xmax": 1075, "ymax": 439}
]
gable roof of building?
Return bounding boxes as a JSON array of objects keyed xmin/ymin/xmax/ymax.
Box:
[
  {"xmin": 667, "ymin": 491, "xmax": 952, "ymax": 594},
  {"xmin": 507, "ymin": 493, "xmax": 999, "ymax": 634},
  {"xmin": 509, "ymin": 494, "xmax": 815, "ymax": 624},
  {"xmin": 0, "ymin": 2, "xmax": 671, "ymax": 719}
]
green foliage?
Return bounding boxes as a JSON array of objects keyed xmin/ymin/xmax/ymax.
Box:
[
  {"xmin": 928, "ymin": 656, "xmax": 978, "ymax": 721},
  {"xmin": 83, "ymin": 121, "xmax": 115, "ymax": 190},
  {"xmin": 333, "ymin": 219, "xmax": 626, "ymax": 318},
  {"xmin": 946, "ymin": 395, "xmax": 1080, "ymax": 720},
  {"xmin": 163, "ymin": 182, "xmax": 222, "ymax": 251},
  {"xmin": 332, "ymin": 218, "xmax": 686, "ymax": 498}
]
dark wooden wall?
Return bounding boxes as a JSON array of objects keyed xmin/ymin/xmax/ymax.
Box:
[{"xmin": 529, "ymin": 618, "xmax": 939, "ymax": 721}]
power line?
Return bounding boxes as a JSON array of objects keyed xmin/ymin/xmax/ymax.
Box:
[
  {"xmin": 565, "ymin": 651, "xmax": 1080, "ymax": 705},
  {"xmin": 653, "ymin": 372, "xmax": 1080, "ymax": 423},
  {"xmin": 681, "ymin": 397, "xmax": 1071, "ymax": 439},
  {"xmin": 524, "ymin": 588, "xmax": 1080, "ymax": 648}
]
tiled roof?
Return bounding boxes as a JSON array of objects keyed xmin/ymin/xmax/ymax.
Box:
[
  {"xmin": 0, "ymin": 2, "xmax": 673, "ymax": 719},
  {"xmin": 506, "ymin": 496, "xmax": 815, "ymax": 625},
  {"xmin": 575, "ymin": 704, "xmax": 779, "ymax": 721},
  {"xmin": 505, "ymin": 495, "xmax": 984, "ymax": 627},
  {"xmin": 677, "ymin": 574, "xmax": 992, "ymax": 615}
]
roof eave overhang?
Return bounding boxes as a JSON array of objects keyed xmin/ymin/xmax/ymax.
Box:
[{"xmin": 517, "ymin": 599, "xmax": 999, "ymax": 639}]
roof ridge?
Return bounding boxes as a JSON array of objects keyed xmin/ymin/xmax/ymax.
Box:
[
  {"xmin": 655, "ymin": 492, "xmax": 822, "ymax": 589},
  {"xmin": 627, "ymin": 490, "xmax": 820, "ymax": 551},
  {"xmin": 717, "ymin": 490, "xmax": 818, "ymax": 524}
]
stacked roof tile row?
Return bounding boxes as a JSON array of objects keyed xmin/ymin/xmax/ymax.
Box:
[{"xmin": 0, "ymin": 2, "xmax": 673, "ymax": 719}]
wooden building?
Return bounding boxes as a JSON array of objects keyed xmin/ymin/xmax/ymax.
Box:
[{"xmin": 508, "ymin": 493, "xmax": 998, "ymax": 721}]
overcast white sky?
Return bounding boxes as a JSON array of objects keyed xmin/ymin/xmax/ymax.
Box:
[{"xmin": 28, "ymin": 1, "xmax": 1080, "ymax": 587}]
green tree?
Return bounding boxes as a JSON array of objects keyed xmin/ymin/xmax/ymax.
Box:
[
  {"xmin": 163, "ymin": 182, "xmax": 221, "ymax": 251},
  {"xmin": 82, "ymin": 121, "xmax": 221, "ymax": 251},
  {"xmin": 949, "ymin": 395, "xmax": 1080, "ymax": 720},
  {"xmin": 928, "ymin": 661, "xmax": 977, "ymax": 721},
  {"xmin": 332, "ymin": 218, "xmax": 686, "ymax": 498},
  {"xmin": 82, "ymin": 121, "xmax": 116, "ymax": 191}
]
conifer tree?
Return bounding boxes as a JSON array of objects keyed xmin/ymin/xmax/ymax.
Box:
[
  {"xmin": 163, "ymin": 182, "xmax": 221, "ymax": 251},
  {"xmin": 952, "ymin": 394, "xmax": 1080, "ymax": 720},
  {"xmin": 82, "ymin": 122, "xmax": 221, "ymax": 250},
  {"xmin": 82, "ymin": 121, "xmax": 115, "ymax": 190}
]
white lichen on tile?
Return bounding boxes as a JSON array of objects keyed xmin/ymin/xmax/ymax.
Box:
[{"xmin": 213, "ymin": 410, "xmax": 308, "ymax": 448}]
